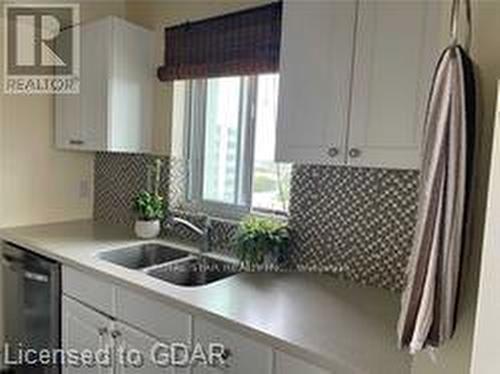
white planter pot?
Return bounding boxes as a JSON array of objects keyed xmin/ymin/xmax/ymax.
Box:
[{"xmin": 134, "ymin": 220, "xmax": 161, "ymax": 239}]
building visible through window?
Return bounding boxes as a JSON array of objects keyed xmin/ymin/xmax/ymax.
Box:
[{"xmin": 186, "ymin": 74, "xmax": 291, "ymax": 217}]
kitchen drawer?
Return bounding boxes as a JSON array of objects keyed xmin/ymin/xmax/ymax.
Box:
[
  {"xmin": 116, "ymin": 286, "xmax": 191, "ymax": 344},
  {"xmin": 193, "ymin": 317, "xmax": 273, "ymax": 374},
  {"xmin": 62, "ymin": 266, "xmax": 115, "ymax": 316}
]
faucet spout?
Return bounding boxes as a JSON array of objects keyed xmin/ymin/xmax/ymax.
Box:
[
  {"xmin": 170, "ymin": 216, "xmax": 212, "ymax": 253},
  {"xmin": 171, "ymin": 217, "xmax": 205, "ymax": 236}
]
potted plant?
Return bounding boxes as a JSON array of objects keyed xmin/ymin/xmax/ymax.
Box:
[
  {"xmin": 233, "ymin": 216, "xmax": 290, "ymax": 270},
  {"xmin": 132, "ymin": 159, "xmax": 165, "ymax": 239},
  {"xmin": 133, "ymin": 191, "xmax": 165, "ymax": 239}
]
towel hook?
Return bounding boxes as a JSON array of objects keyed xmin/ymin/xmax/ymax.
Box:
[{"xmin": 449, "ymin": 0, "xmax": 472, "ymax": 52}]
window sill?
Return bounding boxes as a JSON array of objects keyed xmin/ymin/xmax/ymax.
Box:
[{"xmin": 171, "ymin": 201, "xmax": 288, "ymax": 223}]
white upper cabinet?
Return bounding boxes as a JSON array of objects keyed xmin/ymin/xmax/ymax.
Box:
[
  {"xmin": 275, "ymin": 0, "xmax": 357, "ymax": 165},
  {"xmin": 276, "ymin": 0, "xmax": 443, "ymax": 169},
  {"xmin": 55, "ymin": 17, "xmax": 154, "ymax": 153},
  {"xmin": 348, "ymin": 0, "xmax": 443, "ymax": 169}
]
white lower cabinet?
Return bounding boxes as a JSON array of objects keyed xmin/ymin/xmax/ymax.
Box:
[
  {"xmin": 62, "ymin": 267, "xmax": 115, "ymax": 316},
  {"xmin": 275, "ymin": 351, "xmax": 330, "ymax": 374},
  {"xmin": 113, "ymin": 322, "xmax": 177, "ymax": 374},
  {"xmin": 62, "ymin": 296, "xmax": 113, "ymax": 374},
  {"xmin": 115, "ymin": 287, "xmax": 191, "ymax": 345},
  {"xmin": 62, "ymin": 267, "xmax": 331, "ymax": 374},
  {"xmin": 62, "ymin": 296, "xmax": 184, "ymax": 374},
  {"xmin": 192, "ymin": 318, "xmax": 273, "ymax": 374}
]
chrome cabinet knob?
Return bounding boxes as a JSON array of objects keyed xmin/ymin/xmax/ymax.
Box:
[
  {"xmin": 348, "ymin": 148, "xmax": 361, "ymax": 158},
  {"xmin": 221, "ymin": 348, "xmax": 232, "ymax": 360},
  {"xmin": 327, "ymin": 147, "xmax": 339, "ymax": 158}
]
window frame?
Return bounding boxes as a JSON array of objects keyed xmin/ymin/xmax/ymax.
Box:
[{"xmin": 184, "ymin": 74, "xmax": 287, "ymax": 220}]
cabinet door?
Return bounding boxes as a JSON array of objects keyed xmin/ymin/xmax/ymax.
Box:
[
  {"xmin": 55, "ymin": 28, "xmax": 82, "ymax": 150},
  {"xmin": 114, "ymin": 322, "xmax": 180, "ymax": 374},
  {"xmin": 79, "ymin": 19, "xmax": 109, "ymax": 151},
  {"xmin": 62, "ymin": 296, "xmax": 113, "ymax": 374},
  {"xmin": 55, "ymin": 92, "xmax": 82, "ymax": 149},
  {"xmin": 275, "ymin": 351, "xmax": 330, "ymax": 374},
  {"xmin": 193, "ymin": 318, "xmax": 273, "ymax": 374},
  {"xmin": 275, "ymin": 0, "xmax": 357, "ymax": 165},
  {"xmin": 55, "ymin": 20, "xmax": 108, "ymax": 151},
  {"xmin": 348, "ymin": 0, "xmax": 443, "ymax": 169},
  {"xmin": 108, "ymin": 17, "xmax": 153, "ymax": 153}
]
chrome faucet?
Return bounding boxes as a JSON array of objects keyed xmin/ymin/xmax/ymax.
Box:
[{"xmin": 170, "ymin": 216, "xmax": 212, "ymax": 253}]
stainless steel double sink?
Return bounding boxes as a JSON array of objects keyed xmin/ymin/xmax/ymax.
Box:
[{"xmin": 97, "ymin": 243, "xmax": 238, "ymax": 287}]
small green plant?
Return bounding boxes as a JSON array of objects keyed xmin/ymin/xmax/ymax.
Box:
[
  {"xmin": 233, "ymin": 216, "xmax": 290, "ymax": 267},
  {"xmin": 133, "ymin": 158, "xmax": 165, "ymax": 221},
  {"xmin": 133, "ymin": 191, "xmax": 165, "ymax": 221}
]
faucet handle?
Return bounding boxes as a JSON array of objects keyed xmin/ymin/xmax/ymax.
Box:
[
  {"xmin": 205, "ymin": 216, "xmax": 213, "ymax": 230},
  {"xmin": 204, "ymin": 217, "xmax": 212, "ymax": 241},
  {"xmin": 202, "ymin": 217, "xmax": 213, "ymax": 253},
  {"xmin": 166, "ymin": 214, "xmax": 177, "ymax": 226}
]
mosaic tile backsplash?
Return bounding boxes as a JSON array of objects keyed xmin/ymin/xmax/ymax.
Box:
[
  {"xmin": 94, "ymin": 152, "xmax": 171, "ymax": 226},
  {"xmin": 288, "ymin": 165, "xmax": 419, "ymax": 291},
  {"xmin": 94, "ymin": 152, "xmax": 419, "ymax": 291}
]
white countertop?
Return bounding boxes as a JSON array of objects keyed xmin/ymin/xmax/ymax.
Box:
[{"xmin": 0, "ymin": 220, "xmax": 411, "ymax": 374}]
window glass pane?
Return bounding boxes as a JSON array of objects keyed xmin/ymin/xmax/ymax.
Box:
[
  {"xmin": 252, "ymin": 74, "xmax": 292, "ymax": 212},
  {"xmin": 202, "ymin": 77, "xmax": 242, "ymax": 204}
]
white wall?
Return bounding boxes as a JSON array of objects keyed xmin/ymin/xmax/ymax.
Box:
[
  {"xmin": 411, "ymin": 1, "xmax": 500, "ymax": 373},
  {"xmin": 0, "ymin": 0, "xmax": 126, "ymax": 354},
  {"xmin": 470, "ymin": 83, "xmax": 500, "ymax": 374}
]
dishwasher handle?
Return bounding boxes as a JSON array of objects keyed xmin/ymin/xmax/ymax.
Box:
[
  {"xmin": 24, "ymin": 270, "xmax": 50, "ymax": 283},
  {"xmin": 3, "ymin": 254, "xmax": 51, "ymax": 283}
]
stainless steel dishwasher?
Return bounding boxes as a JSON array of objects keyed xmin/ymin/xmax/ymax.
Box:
[{"xmin": 1, "ymin": 243, "xmax": 60, "ymax": 374}]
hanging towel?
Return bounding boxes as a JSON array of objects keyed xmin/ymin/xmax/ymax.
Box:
[{"xmin": 397, "ymin": 0, "xmax": 476, "ymax": 353}]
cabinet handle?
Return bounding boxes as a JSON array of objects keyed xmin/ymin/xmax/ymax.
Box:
[
  {"xmin": 327, "ymin": 147, "xmax": 339, "ymax": 158},
  {"xmin": 69, "ymin": 139, "xmax": 84, "ymax": 145},
  {"xmin": 98, "ymin": 327, "xmax": 108, "ymax": 336},
  {"xmin": 110, "ymin": 330, "xmax": 122, "ymax": 339},
  {"xmin": 349, "ymin": 148, "xmax": 361, "ymax": 158},
  {"xmin": 221, "ymin": 348, "xmax": 232, "ymax": 360}
]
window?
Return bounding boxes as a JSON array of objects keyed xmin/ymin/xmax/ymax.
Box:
[{"xmin": 185, "ymin": 74, "xmax": 291, "ymax": 218}]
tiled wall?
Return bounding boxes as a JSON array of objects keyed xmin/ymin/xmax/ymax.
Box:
[
  {"xmin": 94, "ymin": 152, "xmax": 419, "ymax": 291},
  {"xmin": 94, "ymin": 152, "xmax": 170, "ymax": 225},
  {"xmin": 288, "ymin": 165, "xmax": 419, "ymax": 291}
]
